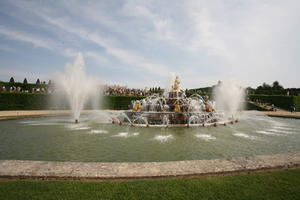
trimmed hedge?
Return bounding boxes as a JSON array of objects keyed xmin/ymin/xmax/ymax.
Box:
[
  {"xmin": 0, "ymin": 93, "xmax": 144, "ymax": 110},
  {"xmin": 249, "ymin": 95, "xmax": 300, "ymax": 111},
  {"xmin": 102, "ymin": 95, "xmax": 145, "ymax": 110},
  {"xmin": 0, "ymin": 92, "xmax": 49, "ymax": 110},
  {"xmin": 1, "ymin": 93, "xmax": 299, "ymax": 111}
]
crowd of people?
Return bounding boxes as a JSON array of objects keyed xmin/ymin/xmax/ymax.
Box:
[
  {"xmin": 0, "ymin": 85, "xmax": 52, "ymax": 93},
  {"xmin": 0, "ymin": 82, "xmax": 159, "ymax": 97},
  {"xmin": 102, "ymin": 85, "xmax": 152, "ymax": 96}
]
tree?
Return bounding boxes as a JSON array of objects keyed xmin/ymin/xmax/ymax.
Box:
[
  {"xmin": 272, "ymin": 81, "xmax": 284, "ymax": 90},
  {"xmin": 262, "ymin": 82, "xmax": 271, "ymax": 89},
  {"xmin": 246, "ymin": 87, "xmax": 255, "ymax": 94},
  {"xmin": 36, "ymin": 78, "xmax": 40, "ymax": 85},
  {"xmin": 256, "ymin": 83, "xmax": 271, "ymax": 94},
  {"xmin": 23, "ymin": 78, "xmax": 28, "ymax": 84},
  {"xmin": 9, "ymin": 77, "xmax": 14, "ymax": 84}
]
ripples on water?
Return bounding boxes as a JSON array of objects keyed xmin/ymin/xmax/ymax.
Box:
[
  {"xmin": 90, "ymin": 130, "xmax": 108, "ymax": 134},
  {"xmin": 111, "ymin": 132, "xmax": 140, "ymax": 138},
  {"xmin": 153, "ymin": 135, "xmax": 174, "ymax": 143},
  {"xmin": 194, "ymin": 134, "xmax": 216, "ymax": 141},
  {"xmin": 256, "ymin": 130, "xmax": 279, "ymax": 136},
  {"xmin": 233, "ymin": 133, "xmax": 258, "ymax": 140}
]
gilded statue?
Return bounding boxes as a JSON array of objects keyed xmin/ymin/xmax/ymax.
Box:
[{"xmin": 172, "ymin": 76, "xmax": 181, "ymax": 92}]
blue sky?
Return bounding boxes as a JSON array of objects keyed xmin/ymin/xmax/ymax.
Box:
[{"xmin": 0, "ymin": 0, "xmax": 299, "ymax": 89}]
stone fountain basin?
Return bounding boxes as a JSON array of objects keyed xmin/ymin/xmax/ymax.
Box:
[
  {"xmin": 0, "ymin": 152, "xmax": 299, "ymax": 180},
  {"xmin": 117, "ymin": 111, "xmax": 228, "ymax": 127},
  {"xmin": 114, "ymin": 120, "xmax": 237, "ymax": 128}
]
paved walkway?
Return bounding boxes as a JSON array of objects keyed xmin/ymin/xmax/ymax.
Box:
[
  {"xmin": 0, "ymin": 152, "xmax": 299, "ymax": 180},
  {"xmin": 0, "ymin": 110, "xmax": 71, "ymax": 117},
  {"xmin": 260, "ymin": 110, "xmax": 300, "ymax": 119}
]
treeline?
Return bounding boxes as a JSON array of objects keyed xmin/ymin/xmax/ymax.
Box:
[
  {"xmin": 149, "ymin": 87, "xmax": 163, "ymax": 94},
  {"xmin": 247, "ymin": 81, "xmax": 299, "ymax": 96},
  {"xmin": 189, "ymin": 81, "xmax": 300, "ymax": 96}
]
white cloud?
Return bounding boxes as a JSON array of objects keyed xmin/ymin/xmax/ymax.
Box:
[
  {"xmin": 2, "ymin": 0, "xmax": 300, "ymax": 88},
  {"xmin": 10, "ymin": 3, "xmax": 171, "ymax": 76},
  {"xmin": 0, "ymin": 25, "xmax": 79, "ymax": 59},
  {"xmin": 186, "ymin": 4, "xmax": 229, "ymax": 56},
  {"xmin": 0, "ymin": 25, "xmax": 55, "ymax": 49}
]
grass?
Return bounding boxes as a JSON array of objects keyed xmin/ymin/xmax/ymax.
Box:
[{"xmin": 0, "ymin": 169, "xmax": 299, "ymax": 200}]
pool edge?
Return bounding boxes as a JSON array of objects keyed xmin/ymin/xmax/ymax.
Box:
[{"xmin": 0, "ymin": 152, "xmax": 299, "ymax": 181}]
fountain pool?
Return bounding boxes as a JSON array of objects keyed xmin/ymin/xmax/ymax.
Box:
[{"xmin": 0, "ymin": 112, "xmax": 299, "ymax": 162}]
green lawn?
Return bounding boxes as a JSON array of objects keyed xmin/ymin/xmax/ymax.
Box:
[{"xmin": 0, "ymin": 169, "xmax": 299, "ymax": 200}]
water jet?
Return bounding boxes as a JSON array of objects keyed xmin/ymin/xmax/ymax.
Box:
[{"xmin": 54, "ymin": 53, "xmax": 100, "ymax": 122}]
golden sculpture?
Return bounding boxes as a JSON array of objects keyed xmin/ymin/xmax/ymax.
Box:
[
  {"xmin": 132, "ymin": 103, "xmax": 141, "ymax": 112},
  {"xmin": 172, "ymin": 76, "xmax": 181, "ymax": 92},
  {"xmin": 204, "ymin": 102, "xmax": 215, "ymax": 112},
  {"xmin": 174, "ymin": 102, "xmax": 181, "ymax": 113}
]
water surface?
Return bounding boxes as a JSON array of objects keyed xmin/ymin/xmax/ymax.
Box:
[{"xmin": 0, "ymin": 112, "xmax": 299, "ymax": 162}]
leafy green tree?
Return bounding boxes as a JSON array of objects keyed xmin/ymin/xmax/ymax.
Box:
[
  {"xmin": 246, "ymin": 87, "xmax": 255, "ymax": 95},
  {"xmin": 36, "ymin": 78, "xmax": 40, "ymax": 85},
  {"xmin": 262, "ymin": 83, "xmax": 271, "ymax": 89},
  {"xmin": 272, "ymin": 81, "xmax": 283, "ymax": 90}
]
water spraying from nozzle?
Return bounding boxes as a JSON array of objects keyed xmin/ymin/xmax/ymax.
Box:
[
  {"xmin": 54, "ymin": 53, "xmax": 100, "ymax": 122},
  {"xmin": 213, "ymin": 80, "xmax": 245, "ymax": 118}
]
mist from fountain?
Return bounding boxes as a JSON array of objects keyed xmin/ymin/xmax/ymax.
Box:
[
  {"xmin": 213, "ymin": 80, "xmax": 245, "ymax": 118},
  {"xmin": 163, "ymin": 72, "xmax": 176, "ymax": 97},
  {"xmin": 54, "ymin": 53, "xmax": 100, "ymax": 123}
]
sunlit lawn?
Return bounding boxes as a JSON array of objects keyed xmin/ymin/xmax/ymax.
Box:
[{"xmin": 0, "ymin": 169, "xmax": 299, "ymax": 200}]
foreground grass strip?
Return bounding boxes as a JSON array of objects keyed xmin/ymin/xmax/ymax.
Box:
[{"xmin": 0, "ymin": 169, "xmax": 299, "ymax": 200}]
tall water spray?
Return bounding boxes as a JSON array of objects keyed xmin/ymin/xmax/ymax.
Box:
[
  {"xmin": 213, "ymin": 80, "xmax": 245, "ymax": 117},
  {"xmin": 163, "ymin": 72, "xmax": 177, "ymax": 97},
  {"xmin": 55, "ymin": 53, "xmax": 100, "ymax": 123}
]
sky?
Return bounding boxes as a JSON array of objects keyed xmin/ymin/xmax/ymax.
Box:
[{"xmin": 0, "ymin": 0, "xmax": 299, "ymax": 89}]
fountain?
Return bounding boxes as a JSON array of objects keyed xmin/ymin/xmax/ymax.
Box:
[
  {"xmin": 1, "ymin": 69, "xmax": 299, "ymax": 163},
  {"xmin": 113, "ymin": 76, "xmax": 240, "ymax": 127},
  {"xmin": 54, "ymin": 53, "xmax": 100, "ymax": 123},
  {"xmin": 213, "ymin": 80, "xmax": 245, "ymax": 118}
]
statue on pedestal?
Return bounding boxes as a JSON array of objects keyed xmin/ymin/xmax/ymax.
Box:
[{"xmin": 172, "ymin": 76, "xmax": 181, "ymax": 92}]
